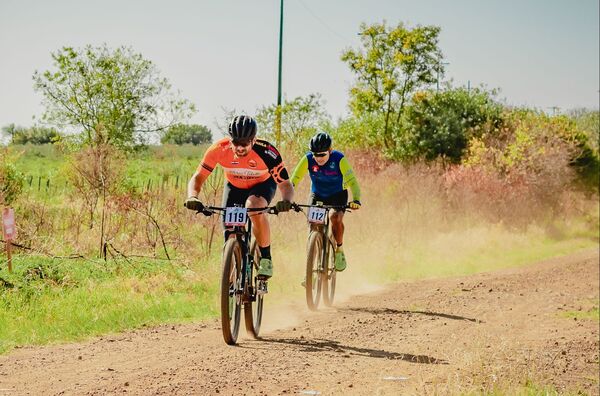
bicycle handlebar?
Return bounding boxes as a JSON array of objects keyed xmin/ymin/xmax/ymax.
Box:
[
  {"xmin": 292, "ymin": 203, "xmax": 351, "ymax": 211},
  {"xmin": 198, "ymin": 205, "xmax": 279, "ymax": 216},
  {"xmin": 192, "ymin": 203, "xmax": 350, "ymax": 217}
]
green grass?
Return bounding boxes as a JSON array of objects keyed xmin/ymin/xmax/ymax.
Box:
[
  {"xmin": 561, "ymin": 307, "xmax": 599, "ymax": 321},
  {"xmin": 0, "ymin": 255, "xmax": 219, "ymax": 354},
  {"xmin": 467, "ymin": 381, "xmax": 588, "ymax": 396}
]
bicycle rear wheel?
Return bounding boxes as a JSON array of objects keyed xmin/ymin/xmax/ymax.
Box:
[
  {"xmin": 221, "ymin": 238, "xmax": 242, "ymax": 345},
  {"xmin": 322, "ymin": 237, "xmax": 337, "ymax": 307},
  {"xmin": 305, "ymin": 231, "xmax": 324, "ymax": 311},
  {"xmin": 244, "ymin": 240, "xmax": 264, "ymax": 338}
]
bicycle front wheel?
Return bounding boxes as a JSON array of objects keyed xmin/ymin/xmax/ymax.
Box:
[
  {"xmin": 244, "ymin": 240, "xmax": 264, "ymax": 339},
  {"xmin": 221, "ymin": 238, "xmax": 243, "ymax": 345},
  {"xmin": 322, "ymin": 237, "xmax": 337, "ymax": 307},
  {"xmin": 305, "ymin": 231, "xmax": 324, "ymax": 311}
]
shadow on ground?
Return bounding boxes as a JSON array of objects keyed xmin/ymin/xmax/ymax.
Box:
[
  {"xmin": 340, "ymin": 307, "xmax": 482, "ymax": 323},
  {"xmin": 247, "ymin": 337, "xmax": 448, "ymax": 365}
]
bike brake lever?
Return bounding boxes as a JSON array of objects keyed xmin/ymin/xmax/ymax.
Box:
[{"xmin": 200, "ymin": 209, "xmax": 213, "ymax": 217}]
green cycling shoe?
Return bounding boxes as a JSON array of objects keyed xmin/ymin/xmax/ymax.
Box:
[
  {"xmin": 257, "ymin": 258, "xmax": 273, "ymax": 279},
  {"xmin": 334, "ymin": 250, "xmax": 347, "ymax": 272}
]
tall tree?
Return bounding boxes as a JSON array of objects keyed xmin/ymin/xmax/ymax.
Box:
[
  {"xmin": 341, "ymin": 22, "xmax": 444, "ymax": 150},
  {"xmin": 33, "ymin": 44, "xmax": 195, "ymax": 150},
  {"xmin": 255, "ymin": 93, "xmax": 329, "ymax": 152}
]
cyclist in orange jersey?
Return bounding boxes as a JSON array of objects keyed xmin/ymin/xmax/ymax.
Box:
[{"xmin": 184, "ymin": 115, "xmax": 294, "ymax": 279}]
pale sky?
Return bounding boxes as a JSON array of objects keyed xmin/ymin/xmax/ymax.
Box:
[{"xmin": 0, "ymin": 0, "xmax": 598, "ymax": 136}]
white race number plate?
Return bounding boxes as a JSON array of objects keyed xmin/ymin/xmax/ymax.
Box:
[
  {"xmin": 224, "ymin": 207, "xmax": 248, "ymax": 226},
  {"xmin": 307, "ymin": 206, "xmax": 327, "ymax": 224}
]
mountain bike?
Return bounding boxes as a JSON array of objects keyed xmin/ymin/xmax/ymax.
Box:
[
  {"xmin": 294, "ymin": 203, "xmax": 350, "ymax": 311},
  {"xmin": 199, "ymin": 205, "xmax": 277, "ymax": 345}
]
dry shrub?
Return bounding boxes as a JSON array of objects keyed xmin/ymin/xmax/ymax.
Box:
[
  {"xmin": 69, "ymin": 143, "xmax": 125, "ymax": 229},
  {"xmin": 443, "ymin": 165, "xmax": 534, "ymax": 225},
  {"xmin": 341, "ymin": 148, "xmax": 392, "ymax": 175},
  {"xmin": 345, "ymin": 145, "xmax": 583, "ymax": 233},
  {"xmin": 461, "ymin": 111, "xmax": 579, "ymax": 225}
]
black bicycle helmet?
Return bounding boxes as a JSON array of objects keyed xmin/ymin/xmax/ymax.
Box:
[
  {"xmin": 309, "ymin": 132, "xmax": 332, "ymax": 152},
  {"xmin": 228, "ymin": 115, "xmax": 257, "ymax": 142}
]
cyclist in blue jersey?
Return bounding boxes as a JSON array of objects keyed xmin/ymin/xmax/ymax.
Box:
[{"xmin": 290, "ymin": 132, "xmax": 361, "ymax": 271}]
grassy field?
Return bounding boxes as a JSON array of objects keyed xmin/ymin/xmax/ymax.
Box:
[
  {"xmin": 0, "ymin": 143, "xmax": 598, "ymax": 355},
  {"xmin": 11, "ymin": 143, "xmax": 209, "ymax": 195}
]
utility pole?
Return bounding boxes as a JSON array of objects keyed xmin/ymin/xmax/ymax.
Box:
[
  {"xmin": 548, "ymin": 106, "xmax": 560, "ymax": 116},
  {"xmin": 275, "ymin": 0, "xmax": 284, "ymax": 147},
  {"xmin": 436, "ymin": 60, "xmax": 450, "ymax": 92}
]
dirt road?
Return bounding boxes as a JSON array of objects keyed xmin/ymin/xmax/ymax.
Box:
[{"xmin": 0, "ymin": 250, "xmax": 598, "ymax": 395}]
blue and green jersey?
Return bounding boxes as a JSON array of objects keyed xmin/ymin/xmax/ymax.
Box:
[{"xmin": 290, "ymin": 150, "xmax": 361, "ymax": 200}]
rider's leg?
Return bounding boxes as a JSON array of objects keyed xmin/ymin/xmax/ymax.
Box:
[
  {"xmin": 330, "ymin": 210, "xmax": 347, "ymax": 271},
  {"xmin": 328, "ymin": 189, "xmax": 349, "ymax": 272},
  {"xmin": 330, "ymin": 210, "xmax": 345, "ymax": 246},
  {"xmin": 328, "ymin": 189, "xmax": 348, "ymax": 246},
  {"xmin": 248, "ymin": 194, "xmax": 273, "ymax": 278},
  {"xmin": 246, "ymin": 179, "xmax": 277, "ymax": 278},
  {"xmin": 246, "ymin": 194, "xmax": 270, "ymax": 253}
]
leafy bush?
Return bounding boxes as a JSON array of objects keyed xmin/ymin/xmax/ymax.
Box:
[
  {"xmin": 2, "ymin": 124, "xmax": 61, "ymax": 145},
  {"xmin": 566, "ymin": 109, "xmax": 600, "ymax": 188},
  {"xmin": 326, "ymin": 113, "xmax": 385, "ymax": 151},
  {"xmin": 465, "ymin": 110, "xmax": 597, "ymax": 211},
  {"xmin": 160, "ymin": 124, "xmax": 212, "ymax": 145},
  {"xmin": 569, "ymin": 108, "xmax": 599, "ymax": 153},
  {"xmin": 0, "ymin": 149, "xmax": 25, "ymax": 205},
  {"xmin": 398, "ymin": 88, "xmax": 504, "ymax": 162}
]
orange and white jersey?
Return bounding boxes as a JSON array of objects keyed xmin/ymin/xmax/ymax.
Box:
[{"xmin": 198, "ymin": 138, "xmax": 289, "ymax": 189}]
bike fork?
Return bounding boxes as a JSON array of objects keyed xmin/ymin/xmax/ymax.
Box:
[{"xmin": 322, "ymin": 232, "xmax": 329, "ymax": 273}]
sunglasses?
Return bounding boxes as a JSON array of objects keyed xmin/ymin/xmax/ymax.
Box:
[
  {"xmin": 312, "ymin": 152, "xmax": 328, "ymax": 158},
  {"xmin": 231, "ymin": 139, "xmax": 253, "ymax": 147}
]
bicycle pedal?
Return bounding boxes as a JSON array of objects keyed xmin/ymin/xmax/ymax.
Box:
[{"xmin": 257, "ymin": 281, "xmax": 268, "ymax": 295}]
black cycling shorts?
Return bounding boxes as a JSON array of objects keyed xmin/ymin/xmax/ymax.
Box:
[
  {"xmin": 222, "ymin": 178, "xmax": 277, "ymax": 209},
  {"xmin": 310, "ymin": 189, "xmax": 348, "ymax": 212}
]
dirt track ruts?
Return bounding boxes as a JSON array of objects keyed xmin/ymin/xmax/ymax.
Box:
[{"xmin": 0, "ymin": 249, "xmax": 598, "ymax": 395}]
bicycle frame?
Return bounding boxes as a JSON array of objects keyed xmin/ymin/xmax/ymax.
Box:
[
  {"xmin": 197, "ymin": 204, "xmax": 278, "ymax": 344},
  {"xmin": 310, "ymin": 212, "xmax": 334, "ymax": 275},
  {"xmin": 295, "ymin": 203, "xmax": 349, "ymax": 309},
  {"xmin": 207, "ymin": 205, "xmax": 272, "ymax": 302}
]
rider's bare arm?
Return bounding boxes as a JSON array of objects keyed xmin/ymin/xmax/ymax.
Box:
[
  {"xmin": 187, "ymin": 170, "xmax": 210, "ymax": 198},
  {"xmin": 278, "ymin": 179, "xmax": 294, "ymax": 202},
  {"xmin": 188, "ymin": 142, "xmax": 221, "ymax": 198}
]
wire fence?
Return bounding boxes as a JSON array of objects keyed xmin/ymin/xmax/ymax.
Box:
[{"xmin": 23, "ymin": 174, "xmax": 195, "ymax": 195}]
